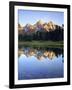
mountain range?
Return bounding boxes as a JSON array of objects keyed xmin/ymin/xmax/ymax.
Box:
[
  {"xmin": 18, "ymin": 20, "xmax": 64, "ymax": 41},
  {"xmin": 18, "ymin": 20, "xmax": 64, "ymax": 34}
]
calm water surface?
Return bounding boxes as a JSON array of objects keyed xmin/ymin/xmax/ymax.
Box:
[{"xmin": 18, "ymin": 47, "xmax": 64, "ymax": 80}]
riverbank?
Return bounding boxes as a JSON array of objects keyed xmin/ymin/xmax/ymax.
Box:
[{"xmin": 18, "ymin": 40, "xmax": 63, "ymax": 48}]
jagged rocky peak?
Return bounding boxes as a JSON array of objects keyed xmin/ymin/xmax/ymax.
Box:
[
  {"xmin": 18, "ymin": 23, "xmax": 21, "ymax": 28},
  {"xmin": 18, "ymin": 20, "xmax": 63, "ymax": 33},
  {"xmin": 47, "ymin": 21, "xmax": 56, "ymax": 30},
  {"xmin": 36, "ymin": 20, "xmax": 44, "ymax": 25},
  {"xmin": 18, "ymin": 23, "xmax": 24, "ymax": 31},
  {"xmin": 25, "ymin": 23, "xmax": 31, "ymax": 27}
]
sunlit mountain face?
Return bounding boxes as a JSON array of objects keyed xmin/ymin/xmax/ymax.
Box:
[
  {"xmin": 18, "ymin": 47, "xmax": 63, "ymax": 60},
  {"xmin": 18, "ymin": 20, "xmax": 64, "ymax": 41},
  {"xmin": 18, "ymin": 20, "xmax": 64, "ymax": 33}
]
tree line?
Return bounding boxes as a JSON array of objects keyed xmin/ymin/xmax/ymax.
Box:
[{"xmin": 18, "ymin": 29, "xmax": 64, "ymax": 41}]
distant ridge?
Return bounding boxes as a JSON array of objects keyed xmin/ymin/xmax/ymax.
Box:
[{"xmin": 18, "ymin": 20, "xmax": 64, "ymax": 33}]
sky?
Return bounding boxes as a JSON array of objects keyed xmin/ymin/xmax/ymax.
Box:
[{"xmin": 18, "ymin": 9, "xmax": 64, "ymax": 26}]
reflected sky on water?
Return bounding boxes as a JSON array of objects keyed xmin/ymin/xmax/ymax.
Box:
[{"xmin": 18, "ymin": 47, "xmax": 64, "ymax": 80}]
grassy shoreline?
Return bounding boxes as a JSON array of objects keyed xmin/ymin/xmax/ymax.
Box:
[{"xmin": 18, "ymin": 41, "xmax": 63, "ymax": 48}]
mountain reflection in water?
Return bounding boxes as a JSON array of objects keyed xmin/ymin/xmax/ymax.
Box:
[
  {"xmin": 18, "ymin": 47, "xmax": 63, "ymax": 60},
  {"xmin": 18, "ymin": 47, "xmax": 64, "ymax": 80}
]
